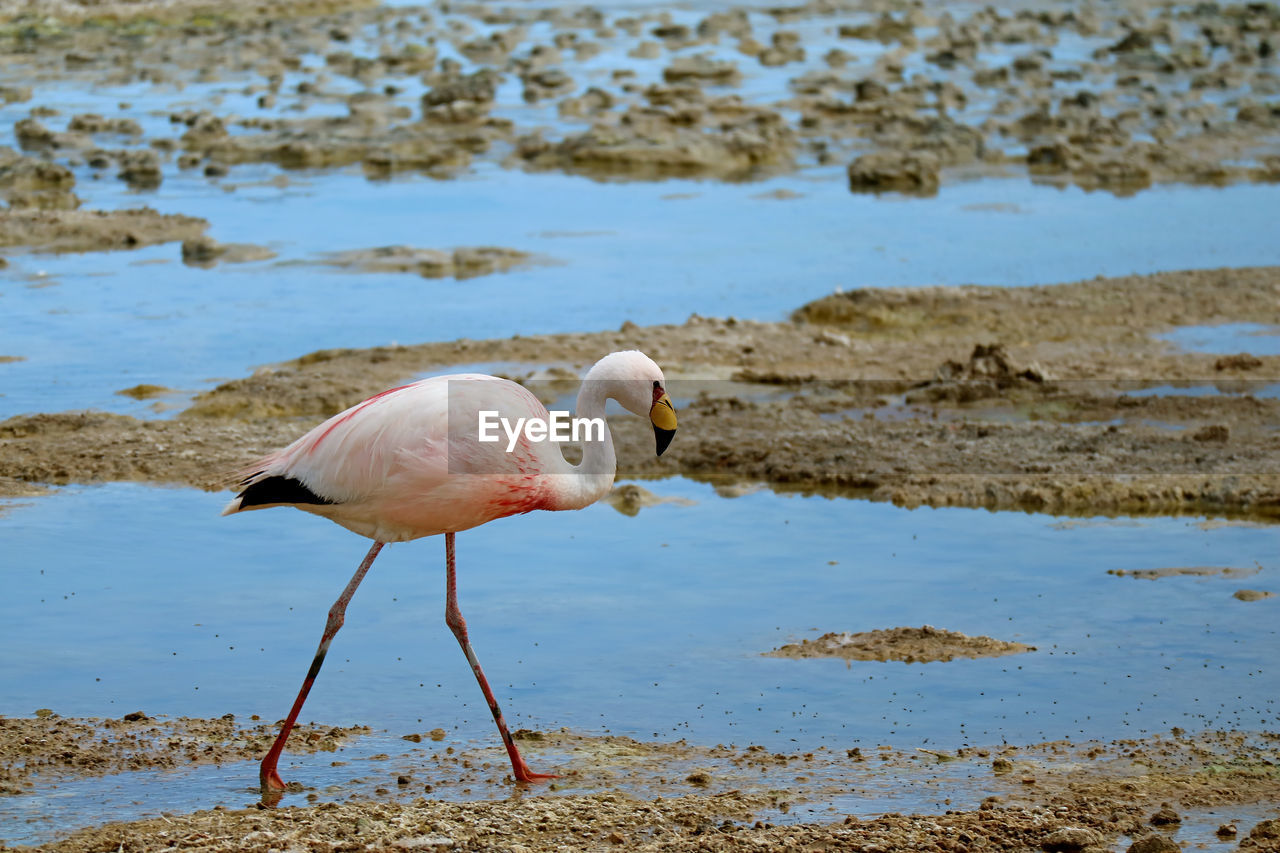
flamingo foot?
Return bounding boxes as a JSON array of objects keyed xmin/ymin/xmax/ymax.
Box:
[
  {"xmin": 260, "ymin": 765, "xmax": 288, "ymax": 793},
  {"xmin": 512, "ymin": 761, "xmax": 559, "ymax": 784}
]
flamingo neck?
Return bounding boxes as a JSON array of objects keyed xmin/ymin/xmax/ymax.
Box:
[{"xmin": 547, "ymin": 377, "xmax": 616, "ymax": 511}]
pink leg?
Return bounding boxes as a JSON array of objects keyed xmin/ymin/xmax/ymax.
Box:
[
  {"xmin": 259, "ymin": 540, "xmax": 384, "ymax": 795},
  {"xmin": 444, "ymin": 532, "xmax": 556, "ymax": 783}
]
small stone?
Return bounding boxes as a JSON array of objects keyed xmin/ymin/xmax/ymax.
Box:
[
  {"xmin": 1127, "ymin": 834, "xmax": 1179, "ymax": 853},
  {"xmin": 1041, "ymin": 826, "xmax": 1104, "ymax": 852},
  {"xmin": 1190, "ymin": 424, "xmax": 1228, "ymax": 442},
  {"xmin": 1149, "ymin": 805, "xmax": 1181, "ymax": 826},
  {"xmin": 1214, "ymin": 353, "xmax": 1262, "ymax": 371}
]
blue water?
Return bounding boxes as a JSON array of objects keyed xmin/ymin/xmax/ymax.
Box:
[
  {"xmin": 1161, "ymin": 323, "xmax": 1280, "ymax": 357},
  {"xmin": 5, "ymin": 173, "xmax": 1280, "ymax": 419},
  {"xmin": 2, "ymin": 481, "xmax": 1275, "ymax": 745},
  {"xmin": 1, "ymin": 480, "xmax": 1276, "ymax": 841}
]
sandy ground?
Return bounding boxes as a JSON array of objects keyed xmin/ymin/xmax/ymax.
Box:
[
  {"xmin": 3, "ymin": 715, "xmax": 1279, "ymax": 852},
  {"xmin": 3, "ymin": 265, "xmax": 1278, "ymax": 518}
]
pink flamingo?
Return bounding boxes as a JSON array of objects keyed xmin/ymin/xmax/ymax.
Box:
[{"xmin": 223, "ymin": 350, "xmax": 677, "ymax": 793}]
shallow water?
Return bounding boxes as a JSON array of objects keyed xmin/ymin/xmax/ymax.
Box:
[
  {"xmin": 1161, "ymin": 323, "xmax": 1280, "ymax": 358},
  {"xmin": 5, "ymin": 172, "xmax": 1280, "ymax": 420},
  {"xmin": 1, "ymin": 479, "xmax": 1276, "ymax": 841}
]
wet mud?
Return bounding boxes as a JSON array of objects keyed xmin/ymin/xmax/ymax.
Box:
[
  {"xmin": 766, "ymin": 626, "xmax": 1035, "ymax": 663},
  {"xmin": 316, "ymin": 245, "xmax": 539, "ymax": 279},
  {"xmin": 2, "ymin": 265, "xmax": 1278, "ymax": 518},
  {"xmin": 0, "ymin": 207, "xmax": 207, "ymax": 253},
  {"xmin": 0, "ymin": 713, "xmax": 368, "ymax": 796},
  {"xmin": 3, "ymin": 717, "xmax": 1279, "ymax": 852},
  {"xmin": 3, "ymin": 0, "xmax": 1280, "ymax": 196},
  {"xmin": 1107, "ymin": 565, "xmax": 1262, "ymax": 580}
]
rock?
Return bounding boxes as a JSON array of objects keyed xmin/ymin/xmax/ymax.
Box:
[
  {"xmin": 0, "ymin": 85, "xmax": 31, "ymax": 103},
  {"xmin": 838, "ymin": 13, "xmax": 915, "ymax": 44},
  {"xmin": 559, "ymin": 87, "xmax": 615, "ymax": 118},
  {"xmin": 1028, "ymin": 142, "xmax": 1073, "ymax": 172},
  {"xmin": 14, "ymin": 118, "xmax": 55, "ymax": 149},
  {"xmin": 116, "ymin": 384, "xmax": 173, "ymax": 400},
  {"xmin": 1242, "ymin": 819, "xmax": 1280, "ymax": 849},
  {"xmin": 759, "ymin": 31, "xmax": 805, "ymax": 66},
  {"xmin": 1214, "ymin": 353, "xmax": 1262, "ymax": 371},
  {"xmin": 180, "ymin": 237, "xmax": 275, "ymax": 268},
  {"xmin": 697, "ymin": 10, "xmax": 751, "ymax": 39},
  {"xmin": 663, "ymin": 55, "xmax": 741, "ymax": 85},
  {"xmin": 421, "ymin": 70, "xmax": 498, "ymax": 110},
  {"xmin": 815, "ymin": 330, "xmax": 850, "ymax": 347},
  {"xmin": 1127, "ymin": 835, "xmax": 1179, "ymax": 853},
  {"xmin": 319, "ymin": 245, "xmax": 533, "ymax": 279},
  {"xmin": 1149, "ymin": 805, "xmax": 1181, "ymax": 826},
  {"xmin": 0, "ymin": 154, "xmax": 78, "ymax": 210},
  {"xmin": 1041, "ymin": 826, "xmax": 1105, "ymax": 852},
  {"xmin": 847, "ymin": 150, "xmax": 940, "ymax": 195},
  {"xmin": 117, "ymin": 150, "xmax": 162, "ymax": 190},
  {"xmin": 68, "ymin": 114, "xmax": 142, "ymax": 136},
  {"xmin": 522, "ymin": 68, "xmax": 574, "ymax": 102},
  {"xmin": 1233, "ymin": 589, "xmax": 1275, "ymax": 602},
  {"xmin": 1190, "ymin": 424, "xmax": 1228, "ymax": 442}
]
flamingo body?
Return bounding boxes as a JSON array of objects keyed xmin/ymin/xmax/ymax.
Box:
[
  {"xmin": 224, "ymin": 375, "xmax": 580, "ymax": 541},
  {"xmin": 223, "ymin": 351, "xmax": 676, "ymax": 796}
]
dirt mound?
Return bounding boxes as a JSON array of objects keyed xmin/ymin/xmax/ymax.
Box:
[{"xmin": 766, "ymin": 626, "xmax": 1035, "ymax": 663}]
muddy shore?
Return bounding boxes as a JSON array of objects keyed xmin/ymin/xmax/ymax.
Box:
[
  {"xmin": 3, "ymin": 265, "xmax": 1278, "ymax": 518},
  {"xmin": 4, "ymin": 0, "xmax": 1280, "ymax": 208},
  {"xmin": 3, "ymin": 715, "xmax": 1279, "ymax": 852}
]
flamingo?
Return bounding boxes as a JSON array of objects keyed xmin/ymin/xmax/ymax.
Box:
[{"xmin": 222, "ymin": 350, "xmax": 677, "ymax": 793}]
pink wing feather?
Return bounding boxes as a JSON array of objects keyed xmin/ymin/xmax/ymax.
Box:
[{"xmin": 226, "ymin": 375, "xmax": 559, "ymax": 541}]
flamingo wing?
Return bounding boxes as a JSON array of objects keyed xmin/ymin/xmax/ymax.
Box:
[{"xmin": 225, "ymin": 375, "xmax": 558, "ymax": 540}]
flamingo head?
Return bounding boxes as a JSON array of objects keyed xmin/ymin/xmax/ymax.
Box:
[{"xmin": 587, "ymin": 351, "xmax": 678, "ymax": 456}]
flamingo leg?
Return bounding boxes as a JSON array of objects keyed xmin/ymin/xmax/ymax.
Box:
[
  {"xmin": 259, "ymin": 540, "xmax": 385, "ymax": 795},
  {"xmin": 444, "ymin": 532, "xmax": 556, "ymax": 784}
]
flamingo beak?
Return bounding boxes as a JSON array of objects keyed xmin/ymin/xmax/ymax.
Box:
[{"xmin": 650, "ymin": 393, "xmax": 677, "ymax": 456}]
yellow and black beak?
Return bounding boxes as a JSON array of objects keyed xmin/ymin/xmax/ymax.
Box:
[{"xmin": 650, "ymin": 393, "xmax": 677, "ymax": 456}]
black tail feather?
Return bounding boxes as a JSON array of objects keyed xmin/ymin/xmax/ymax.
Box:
[{"xmin": 236, "ymin": 476, "xmax": 335, "ymax": 509}]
